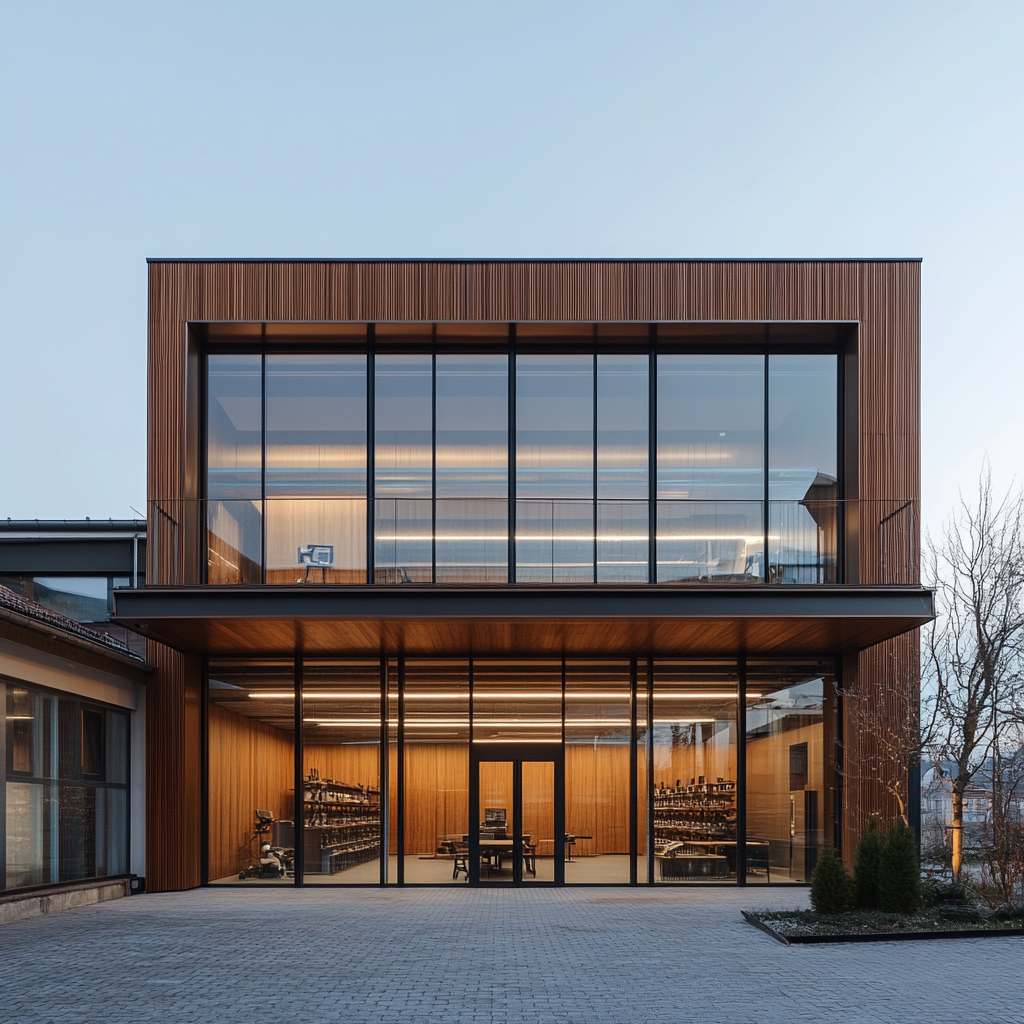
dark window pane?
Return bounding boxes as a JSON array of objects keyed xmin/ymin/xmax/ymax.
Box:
[
  {"xmin": 375, "ymin": 355, "xmax": 432, "ymax": 498},
  {"xmin": 81, "ymin": 709, "xmax": 104, "ymax": 780},
  {"xmin": 207, "ymin": 354, "xmax": 262, "ymax": 500}
]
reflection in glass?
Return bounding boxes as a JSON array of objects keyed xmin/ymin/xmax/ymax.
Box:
[
  {"xmin": 403, "ymin": 662, "xmax": 469, "ymax": 883},
  {"xmin": 598, "ymin": 501, "xmax": 648, "ymax": 584},
  {"xmin": 4, "ymin": 686, "xmax": 129, "ymax": 891},
  {"xmin": 657, "ymin": 501, "xmax": 764, "ymax": 583},
  {"xmin": 745, "ymin": 662, "xmax": 833, "ymax": 884},
  {"xmin": 435, "ymin": 499, "xmax": 507, "ymax": 584},
  {"xmin": 207, "ymin": 354, "xmax": 263, "ymax": 584},
  {"xmin": 207, "ymin": 661, "xmax": 295, "ymax": 886},
  {"xmin": 516, "ymin": 355, "xmax": 593, "ymax": 500},
  {"xmin": 374, "ymin": 498, "xmax": 432, "ymax": 583},
  {"xmin": 564, "ymin": 662, "xmax": 631, "ymax": 883},
  {"xmin": 375, "ymin": 355, "xmax": 432, "ymax": 497},
  {"xmin": 653, "ymin": 662, "xmax": 739, "ymax": 883},
  {"xmin": 302, "ymin": 662, "xmax": 381, "ymax": 884},
  {"xmin": 768, "ymin": 355, "xmax": 839, "ymax": 583},
  {"xmin": 657, "ymin": 355, "xmax": 764, "ymax": 500},
  {"xmin": 515, "ymin": 500, "xmax": 593, "ymax": 584}
]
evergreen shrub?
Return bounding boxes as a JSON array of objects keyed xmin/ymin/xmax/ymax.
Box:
[
  {"xmin": 809, "ymin": 844, "xmax": 854, "ymax": 915},
  {"xmin": 853, "ymin": 818, "xmax": 883, "ymax": 910},
  {"xmin": 878, "ymin": 819, "xmax": 922, "ymax": 914}
]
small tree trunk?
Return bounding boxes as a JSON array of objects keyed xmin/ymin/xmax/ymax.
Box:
[{"xmin": 951, "ymin": 788, "xmax": 964, "ymax": 877}]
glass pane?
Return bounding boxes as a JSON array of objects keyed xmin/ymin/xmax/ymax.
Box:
[
  {"xmin": 522, "ymin": 760, "xmax": 555, "ymax": 883},
  {"xmin": 435, "ymin": 354, "xmax": 508, "ymax": 498},
  {"xmin": 768, "ymin": 354, "xmax": 837, "ymax": 501},
  {"xmin": 472, "ymin": 662, "xmax": 561, "ymax": 745},
  {"xmin": 266, "ymin": 354, "xmax": 367, "ymax": 497},
  {"xmin": 435, "ymin": 498, "xmax": 508, "ymax": 583},
  {"xmin": 302, "ymin": 662, "xmax": 381, "ymax": 884},
  {"xmin": 657, "ymin": 355, "xmax": 764, "ymax": 500},
  {"xmin": 746, "ymin": 661, "xmax": 834, "ymax": 884},
  {"xmin": 597, "ymin": 354, "xmax": 647, "ymax": 499},
  {"xmin": 565, "ymin": 662, "xmax": 631, "ymax": 883},
  {"xmin": 516, "ymin": 355, "xmax": 593, "ymax": 499},
  {"xmin": 267, "ymin": 498, "xmax": 367, "ymax": 584},
  {"xmin": 653, "ymin": 662, "xmax": 739, "ymax": 883},
  {"xmin": 5, "ymin": 782, "xmax": 54, "ymax": 889},
  {"xmin": 11, "ymin": 577, "xmax": 109, "ymax": 623},
  {"xmin": 374, "ymin": 499, "xmax": 432, "ymax": 583},
  {"xmin": 515, "ymin": 500, "xmax": 593, "ymax": 583},
  {"xmin": 402, "ymin": 661, "xmax": 469, "ymax": 883},
  {"xmin": 207, "ymin": 500, "xmax": 262, "ymax": 585},
  {"xmin": 478, "ymin": 761, "xmax": 513, "ymax": 884},
  {"xmin": 207, "ymin": 661, "xmax": 295, "ymax": 885},
  {"xmin": 657, "ymin": 501, "xmax": 764, "ymax": 583},
  {"xmin": 375, "ymin": 355, "xmax": 432, "ymax": 498},
  {"xmin": 768, "ymin": 354, "xmax": 839, "ymax": 584},
  {"xmin": 597, "ymin": 501, "xmax": 648, "ymax": 583},
  {"xmin": 207, "ymin": 354, "xmax": 262, "ymax": 500}
]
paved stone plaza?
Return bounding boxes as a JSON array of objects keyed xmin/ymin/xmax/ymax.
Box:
[{"xmin": 0, "ymin": 886, "xmax": 1020, "ymax": 1024}]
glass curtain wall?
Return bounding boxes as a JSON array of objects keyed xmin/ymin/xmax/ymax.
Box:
[
  {"xmin": 435, "ymin": 355, "xmax": 509, "ymax": 582},
  {"xmin": 207, "ymin": 661, "xmax": 295, "ymax": 885},
  {"xmin": 516, "ymin": 356, "xmax": 594, "ymax": 582},
  {"xmin": 597, "ymin": 356, "xmax": 649, "ymax": 583},
  {"xmin": 768, "ymin": 355, "xmax": 839, "ymax": 582},
  {"xmin": 204, "ymin": 337, "xmax": 840, "ymax": 587},
  {"xmin": 265, "ymin": 355, "xmax": 367, "ymax": 583},
  {"xmin": 402, "ymin": 661, "xmax": 469, "ymax": 883},
  {"xmin": 202, "ymin": 656, "xmax": 834, "ymax": 886},
  {"xmin": 374, "ymin": 354, "xmax": 433, "ymax": 582},
  {"xmin": 652, "ymin": 662, "xmax": 739, "ymax": 882},
  {"xmin": 657, "ymin": 356, "xmax": 765, "ymax": 583},
  {"xmin": 4, "ymin": 683, "xmax": 128, "ymax": 890},
  {"xmin": 302, "ymin": 661, "xmax": 381, "ymax": 883},
  {"xmin": 745, "ymin": 661, "xmax": 836, "ymax": 883},
  {"xmin": 564, "ymin": 662, "xmax": 632, "ymax": 882},
  {"xmin": 207, "ymin": 354, "xmax": 263, "ymax": 584}
]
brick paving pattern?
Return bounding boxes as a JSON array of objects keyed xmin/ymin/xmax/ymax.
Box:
[{"xmin": 0, "ymin": 887, "xmax": 1020, "ymax": 1023}]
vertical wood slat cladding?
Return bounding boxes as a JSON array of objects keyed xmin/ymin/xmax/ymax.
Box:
[
  {"xmin": 147, "ymin": 258, "xmax": 921, "ymax": 880},
  {"xmin": 145, "ymin": 640, "xmax": 201, "ymax": 891}
]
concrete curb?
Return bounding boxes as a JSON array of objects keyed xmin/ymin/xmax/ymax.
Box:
[{"xmin": 0, "ymin": 879, "xmax": 131, "ymax": 926}]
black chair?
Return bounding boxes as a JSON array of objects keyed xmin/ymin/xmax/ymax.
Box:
[
  {"xmin": 444, "ymin": 841, "xmax": 470, "ymax": 881},
  {"xmin": 746, "ymin": 839, "xmax": 771, "ymax": 882}
]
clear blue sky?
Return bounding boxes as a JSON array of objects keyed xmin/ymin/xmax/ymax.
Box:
[{"xmin": 1, "ymin": 1, "xmax": 1021, "ymax": 532}]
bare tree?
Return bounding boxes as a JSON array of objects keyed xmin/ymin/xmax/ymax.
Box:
[{"xmin": 923, "ymin": 467, "xmax": 1024, "ymax": 879}]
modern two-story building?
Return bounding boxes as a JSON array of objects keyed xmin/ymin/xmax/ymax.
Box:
[{"xmin": 114, "ymin": 258, "xmax": 933, "ymax": 892}]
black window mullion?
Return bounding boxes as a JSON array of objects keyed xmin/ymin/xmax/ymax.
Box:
[
  {"xmin": 737, "ymin": 656, "xmax": 747, "ymax": 886},
  {"xmin": 379, "ymin": 656, "xmax": 388, "ymax": 885},
  {"xmin": 431, "ymin": 344, "xmax": 437, "ymax": 584},
  {"xmin": 646, "ymin": 656, "xmax": 654, "ymax": 884},
  {"xmin": 648, "ymin": 328, "xmax": 657, "ymax": 585},
  {"xmin": 508, "ymin": 326, "xmax": 516, "ymax": 585},
  {"xmin": 396, "ymin": 658, "xmax": 405, "ymax": 884},
  {"xmin": 593, "ymin": 350, "xmax": 598, "ymax": 584},
  {"xmin": 293, "ymin": 656, "xmax": 303, "ymax": 886},
  {"xmin": 629, "ymin": 657, "xmax": 638, "ymax": 885},
  {"xmin": 367, "ymin": 327, "xmax": 376, "ymax": 585},
  {"xmin": 260, "ymin": 328, "xmax": 267, "ymax": 585},
  {"xmin": 199, "ymin": 661, "xmax": 209, "ymax": 885},
  {"xmin": 763, "ymin": 340, "xmax": 769, "ymax": 584}
]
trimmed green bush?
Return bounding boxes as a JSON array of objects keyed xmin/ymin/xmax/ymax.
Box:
[
  {"xmin": 878, "ymin": 818, "xmax": 922, "ymax": 914},
  {"xmin": 810, "ymin": 844, "xmax": 855, "ymax": 915},
  {"xmin": 854, "ymin": 819, "xmax": 883, "ymax": 910}
]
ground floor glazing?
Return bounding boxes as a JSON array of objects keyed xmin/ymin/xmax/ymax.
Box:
[{"xmin": 206, "ymin": 656, "xmax": 837, "ymax": 887}]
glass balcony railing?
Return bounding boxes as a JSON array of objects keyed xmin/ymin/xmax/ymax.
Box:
[{"xmin": 148, "ymin": 498, "xmax": 919, "ymax": 587}]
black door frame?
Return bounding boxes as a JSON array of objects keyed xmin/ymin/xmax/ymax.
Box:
[{"xmin": 469, "ymin": 743, "xmax": 565, "ymax": 886}]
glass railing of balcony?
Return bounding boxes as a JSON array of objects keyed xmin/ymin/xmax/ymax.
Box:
[{"xmin": 148, "ymin": 498, "xmax": 919, "ymax": 587}]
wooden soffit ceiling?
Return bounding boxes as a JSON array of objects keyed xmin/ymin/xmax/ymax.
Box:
[{"xmin": 113, "ymin": 585, "xmax": 934, "ymax": 659}]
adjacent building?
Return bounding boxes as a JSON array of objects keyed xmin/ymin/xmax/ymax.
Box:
[{"xmin": 114, "ymin": 258, "xmax": 933, "ymax": 891}]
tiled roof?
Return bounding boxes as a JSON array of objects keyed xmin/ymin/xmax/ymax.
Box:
[{"xmin": 0, "ymin": 584, "xmax": 144, "ymax": 661}]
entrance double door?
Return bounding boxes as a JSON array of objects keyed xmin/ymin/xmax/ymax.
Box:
[{"xmin": 469, "ymin": 745, "xmax": 565, "ymax": 886}]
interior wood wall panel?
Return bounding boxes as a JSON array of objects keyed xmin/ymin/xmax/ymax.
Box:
[
  {"xmin": 145, "ymin": 640, "xmax": 202, "ymax": 891},
  {"xmin": 207, "ymin": 702, "xmax": 294, "ymax": 882}
]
